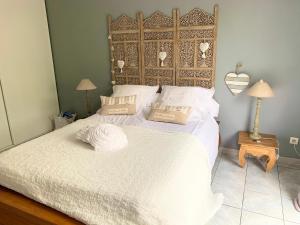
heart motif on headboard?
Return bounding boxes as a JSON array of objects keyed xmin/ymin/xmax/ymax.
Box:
[
  {"xmin": 225, "ymin": 72, "xmax": 250, "ymax": 95},
  {"xmin": 200, "ymin": 42, "xmax": 209, "ymax": 53}
]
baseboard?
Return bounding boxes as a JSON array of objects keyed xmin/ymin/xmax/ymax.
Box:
[{"xmin": 219, "ymin": 147, "xmax": 238, "ymax": 154}]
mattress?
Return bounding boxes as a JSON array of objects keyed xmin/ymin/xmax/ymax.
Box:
[
  {"xmin": 0, "ymin": 117, "xmax": 223, "ymax": 225},
  {"xmin": 92, "ymin": 107, "xmax": 219, "ymax": 167}
]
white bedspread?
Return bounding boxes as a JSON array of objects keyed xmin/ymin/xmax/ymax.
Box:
[
  {"xmin": 0, "ymin": 117, "xmax": 223, "ymax": 225},
  {"xmin": 93, "ymin": 108, "xmax": 220, "ymax": 167}
]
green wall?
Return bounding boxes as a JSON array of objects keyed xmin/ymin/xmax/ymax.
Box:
[{"xmin": 45, "ymin": 0, "xmax": 300, "ymax": 158}]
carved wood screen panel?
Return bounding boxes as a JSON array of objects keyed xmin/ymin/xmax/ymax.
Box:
[
  {"xmin": 140, "ymin": 10, "xmax": 176, "ymax": 86},
  {"xmin": 176, "ymin": 7, "xmax": 218, "ymax": 88},
  {"xmin": 108, "ymin": 14, "xmax": 141, "ymax": 85},
  {"xmin": 107, "ymin": 5, "xmax": 218, "ymax": 88}
]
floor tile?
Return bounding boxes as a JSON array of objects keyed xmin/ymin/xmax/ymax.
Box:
[
  {"xmin": 246, "ymin": 162, "xmax": 280, "ymax": 197},
  {"xmin": 281, "ymin": 182, "xmax": 300, "ymax": 199},
  {"xmin": 215, "ymin": 158, "xmax": 246, "ymax": 180},
  {"xmin": 212, "ymin": 179, "xmax": 244, "ymax": 208},
  {"xmin": 212, "ymin": 148, "xmax": 246, "ymax": 208},
  {"xmin": 206, "ymin": 204, "xmax": 241, "ymax": 225},
  {"xmin": 279, "ymin": 167, "xmax": 300, "ymax": 199},
  {"xmin": 221, "ymin": 150, "xmax": 242, "ymax": 166},
  {"xmin": 212, "ymin": 148, "xmax": 300, "ymax": 225},
  {"xmin": 213, "ymin": 172, "xmax": 245, "ymax": 190},
  {"xmin": 279, "ymin": 167, "xmax": 300, "ymax": 183},
  {"xmin": 241, "ymin": 211, "xmax": 284, "ymax": 225},
  {"xmin": 222, "ymin": 148, "xmax": 239, "ymax": 155},
  {"xmin": 278, "ymin": 157, "xmax": 300, "ymax": 170},
  {"xmin": 212, "ymin": 155, "xmax": 221, "ymax": 181},
  {"xmin": 243, "ymin": 190, "xmax": 283, "ymax": 219},
  {"xmin": 282, "ymin": 197, "xmax": 300, "ymax": 223},
  {"xmin": 247, "ymin": 157, "xmax": 278, "ymax": 174},
  {"xmin": 284, "ymin": 222, "xmax": 300, "ymax": 225}
]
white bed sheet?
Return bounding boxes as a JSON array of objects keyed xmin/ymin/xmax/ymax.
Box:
[{"xmin": 93, "ymin": 108, "xmax": 219, "ymax": 168}]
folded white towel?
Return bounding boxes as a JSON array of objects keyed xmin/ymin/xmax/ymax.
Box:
[{"xmin": 77, "ymin": 124, "xmax": 128, "ymax": 151}]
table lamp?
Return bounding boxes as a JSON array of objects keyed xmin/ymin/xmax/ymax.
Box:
[
  {"xmin": 76, "ymin": 79, "xmax": 97, "ymax": 115},
  {"xmin": 247, "ymin": 79, "xmax": 274, "ymax": 140}
]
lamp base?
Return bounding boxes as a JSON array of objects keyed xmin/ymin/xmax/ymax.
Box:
[{"xmin": 250, "ymin": 132, "xmax": 262, "ymax": 141}]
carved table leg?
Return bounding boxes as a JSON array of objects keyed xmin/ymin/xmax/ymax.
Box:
[
  {"xmin": 266, "ymin": 149, "xmax": 276, "ymax": 172},
  {"xmin": 239, "ymin": 146, "xmax": 246, "ymax": 168}
]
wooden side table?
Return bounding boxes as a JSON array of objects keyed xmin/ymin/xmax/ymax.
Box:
[{"xmin": 238, "ymin": 131, "xmax": 278, "ymax": 172}]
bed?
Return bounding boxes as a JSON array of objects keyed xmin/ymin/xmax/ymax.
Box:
[
  {"xmin": 0, "ymin": 109, "xmax": 222, "ymax": 225},
  {"xmin": 0, "ymin": 5, "xmax": 221, "ymax": 225}
]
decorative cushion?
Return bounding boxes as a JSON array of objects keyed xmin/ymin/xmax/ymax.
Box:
[
  {"xmin": 148, "ymin": 103, "xmax": 192, "ymax": 125},
  {"xmin": 99, "ymin": 95, "xmax": 136, "ymax": 115},
  {"xmin": 159, "ymin": 86, "xmax": 219, "ymax": 120},
  {"xmin": 112, "ymin": 85, "xmax": 159, "ymax": 111},
  {"xmin": 76, "ymin": 124, "xmax": 128, "ymax": 151}
]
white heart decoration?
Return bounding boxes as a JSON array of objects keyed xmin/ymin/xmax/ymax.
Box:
[
  {"xmin": 225, "ymin": 72, "xmax": 250, "ymax": 95},
  {"xmin": 200, "ymin": 42, "xmax": 209, "ymax": 52},
  {"xmin": 158, "ymin": 51, "xmax": 167, "ymax": 66}
]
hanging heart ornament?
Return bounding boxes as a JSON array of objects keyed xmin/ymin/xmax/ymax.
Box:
[
  {"xmin": 225, "ymin": 72, "xmax": 250, "ymax": 95},
  {"xmin": 200, "ymin": 42, "xmax": 209, "ymax": 58}
]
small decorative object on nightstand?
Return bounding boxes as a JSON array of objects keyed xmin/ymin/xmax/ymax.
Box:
[{"xmin": 238, "ymin": 131, "xmax": 278, "ymax": 172}]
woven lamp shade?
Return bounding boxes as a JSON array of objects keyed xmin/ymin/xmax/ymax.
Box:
[
  {"xmin": 247, "ymin": 79, "xmax": 274, "ymax": 98},
  {"xmin": 76, "ymin": 79, "xmax": 97, "ymax": 91}
]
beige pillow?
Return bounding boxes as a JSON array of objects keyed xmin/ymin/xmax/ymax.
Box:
[
  {"xmin": 148, "ymin": 103, "xmax": 192, "ymax": 125},
  {"xmin": 99, "ymin": 95, "xmax": 136, "ymax": 115}
]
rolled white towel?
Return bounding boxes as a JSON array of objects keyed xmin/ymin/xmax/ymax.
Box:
[{"xmin": 77, "ymin": 124, "xmax": 128, "ymax": 151}]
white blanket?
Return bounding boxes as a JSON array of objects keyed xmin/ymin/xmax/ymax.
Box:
[
  {"xmin": 91, "ymin": 110, "xmax": 220, "ymax": 168},
  {"xmin": 0, "ymin": 117, "xmax": 223, "ymax": 225}
]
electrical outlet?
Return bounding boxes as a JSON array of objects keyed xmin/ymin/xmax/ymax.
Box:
[{"xmin": 290, "ymin": 137, "xmax": 299, "ymax": 145}]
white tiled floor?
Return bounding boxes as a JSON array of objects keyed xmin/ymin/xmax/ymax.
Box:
[{"xmin": 207, "ymin": 148, "xmax": 300, "ymax": 225}]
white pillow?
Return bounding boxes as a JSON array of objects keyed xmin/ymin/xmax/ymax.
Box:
[
  {"xmin": 145, "ymin": 93, "xmax": 160, "ymax": 107},
  {"xmin": 112, "ymin": 85, "xmax": 159, "ymax": 111},
  {"xmin": 77, "ymin": 124, "xmax": 128, "ymax": 151},
  {"xmin": 161, "ymin": 85, "xmax": 215, "ymax": 99},
  {"xmin": 159, "ymin": 86, "xmax": 218, "ymax": 121}
]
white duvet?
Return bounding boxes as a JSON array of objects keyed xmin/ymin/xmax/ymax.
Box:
[{"xmin": 0, "ymin": 117, "xmax": 223, "ymax": 225}]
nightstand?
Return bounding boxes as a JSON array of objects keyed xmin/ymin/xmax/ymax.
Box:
[
  {"xmin": 54, "ymin": 113, "xmax": 76, "ymax": 130},
  {"xmin": 238, "ymin": 131, "xmax": 278, "ymax": 172}
]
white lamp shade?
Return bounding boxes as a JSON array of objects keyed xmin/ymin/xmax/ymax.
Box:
[
  {"xmin": 247, "ymin": 79, "xmax": 274, "ymax": 98},
  {"xmin": 76, "ymin": 79, "xmax": 97, "ymax": 91}
]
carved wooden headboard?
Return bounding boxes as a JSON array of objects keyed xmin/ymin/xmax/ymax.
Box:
[{"xmin": 108, "ymin": 5, "xmax": 218, "ymax": 88}]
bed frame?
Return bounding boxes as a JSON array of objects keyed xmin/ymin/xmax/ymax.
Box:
[
  {"xmin": 0, "ymin": 186, "xmax": 82, "ymax": 225},
  {"xmin": 0, "ymin": 5, "xmax": 218, "ymax": 225}
]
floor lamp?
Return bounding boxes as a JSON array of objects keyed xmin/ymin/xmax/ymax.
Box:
[{"xmin": 76, "ymin": 79, "xmax": 97, "ymax": 115}]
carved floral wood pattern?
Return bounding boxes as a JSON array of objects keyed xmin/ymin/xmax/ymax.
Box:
[
  {"xmin": 108, "ymin": 5, "xmax": 218, "ymax": 88},
  {"xmin": 108, "ymin": 14, "xmax": 141, "ymax": 85},
  {"xmin": 176, "ymin": 7, "xmax": 218, "ymax": 87},
  {"xmin": 179, "ymin": 8, "xmax": 215, "ymax": 26},
  {"xmin": 144, "ymin": 11, "xmax": 173, "ymax": 29},
  {"xmin": 141, "ymin": 9, "xmax": 176, "ymax": 86}
]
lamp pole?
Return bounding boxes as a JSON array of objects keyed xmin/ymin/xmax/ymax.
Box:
[
  {"xmin": 250, "ymin": 97, "xmax": 262, "ymax": 140},
  {"xmin": 85, "ymin": 90, "xmax": 91, "ymax": 115}
]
